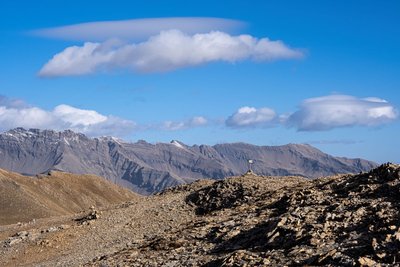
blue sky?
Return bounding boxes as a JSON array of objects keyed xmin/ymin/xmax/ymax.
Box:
[{"xmin": 0, "ymin": 0, "xmax": 399, "ymax": 163}]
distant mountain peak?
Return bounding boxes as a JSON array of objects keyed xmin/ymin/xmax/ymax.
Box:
[
  {"xmin": 0, "ymin": 128, "xmax": 377, "ymax": 195},
  {"xmin": 170, "ymin": 140, "xmax": 186, "ymax": 149},
  {"xmin": 97, "ymin": 136, "xmax": 125, "ymax": 145}
]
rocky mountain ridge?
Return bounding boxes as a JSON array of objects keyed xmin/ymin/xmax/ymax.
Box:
[{"xmin": 0, "ymin": 128, "xmax": 377, "ymax": 194}]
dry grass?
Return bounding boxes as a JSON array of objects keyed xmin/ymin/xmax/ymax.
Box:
[{"xmin": 0, "ymin": 169, "xmax": 138, "ymax": 225}]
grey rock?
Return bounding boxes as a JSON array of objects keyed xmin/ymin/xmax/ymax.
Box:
[{"xmin": 0, "ymin": 128, "xmax": 377, "ymax": 195}]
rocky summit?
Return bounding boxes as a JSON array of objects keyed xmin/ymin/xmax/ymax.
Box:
[
  {"xmin": 1, "ymin": 164, "xmax": 399, "ymax": 266},
  {"xmin": 0, "ymin": 128, "xmax": 376, "ymax": 195}
]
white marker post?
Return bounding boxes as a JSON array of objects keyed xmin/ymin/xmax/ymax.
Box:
[{"xmin": 248, "ymin": 159, "xmax": 254, "ymax": 173}]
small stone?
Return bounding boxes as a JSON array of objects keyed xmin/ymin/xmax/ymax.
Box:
[
  {"xmin": 46, "ymin": 227, "xmax": 58, "ymax": 233},
  {"xmin": 8, "ymin": 238, "xmax": 22, "ymax": 246},
  {"xmin": 376, "ymin": 253, "xmax": 386, "ymax": 259},
  {"xmin": 385, "ymin": 234, "xmax": 392, "ymax": 242},
  {"xmin": 60, "ymin": 224, "xmax": 70, "ymax": 230},
  {"xmin": 358, "ymin": 257, "xmax": 377, "ymax": 266},
  {"xmin": 394, "ymin": 230, "xmax": 400, "ymax": 241},
  {"xmin": 372, "ymin": 238, "xmax": 378, "ymax": 250},
  {"xmin": 17, "ymin": 231, "xmax": 28, "ymax": 237},
  {"xmin": 229, "ymin": 229, "xmax": 241, "ymax": 237},
  {"xmin": 277, "ymin": 217, "xmax": 287, "ymax": 227}
]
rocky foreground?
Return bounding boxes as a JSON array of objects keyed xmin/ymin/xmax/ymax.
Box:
[{"xmin": 1, "ymin": 164, "xmax": 400, "ymax": 266}]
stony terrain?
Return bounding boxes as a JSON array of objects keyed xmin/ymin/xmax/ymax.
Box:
[
  {"xmin": 0, "ymin": 128, "xmax": 376, "ymax": 194},
  {"xmin": 1, "ymin": 164, "xmax": 399, "ymax": 266}
]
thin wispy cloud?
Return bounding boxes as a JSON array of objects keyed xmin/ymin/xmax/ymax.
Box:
[
  {"xmin": 39, "ymin": 30, "xmax": 303, "ymax": 77},
  {"xmin": 226, "ymin": 106, "xmax": 277, "ymax": 128},
  {"xmin": 0, "ymin": 95, "xmax": 28, "ymax": 109},
  {"xmin": 306, "ymin": 139, "xmax": 364, "ymax": 145},
  {"xmin": 161, "ymin": 116, "xmax": 208, "ymax": 131},
  {"xmin": 32, "ymin": 17, "xmax": 245, "ymax": 42},
  {"xmin": 286, "ymin": 95, "xmax": 398, "ymax": 131}
]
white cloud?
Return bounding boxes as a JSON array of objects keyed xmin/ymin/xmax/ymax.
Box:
[
  {"xmin": 226, "ymin": 106, "xmax": 277, "ymax": 128},
  {"xmin": 0, "ymin": 106, "xmax": 54, "ymax": 130},
  {"xmin": 39, "ymin": 42, "xmax": 114, "ymax": 77},
  {"xmin": 38, "ymin": 30, "xmax": 303, "ymax": 77},
  {"xmin": 32, "ymin": 17, "xmax": 245, "ymax": 42},
  {"xmin": 287, "ymin": 95, "xmax": 398, "ymax": 131},
  {"xmin": 190, "ymin": 116, "xmax": 208, "ymax": 126},
  {"xmin": 53, "ymin": 104, "xmax": 107, "ymax": 126},
  {"xmin": 0, "ymin": 100, "xmax": 135, "ymax": 137},
  {"xmin": 161, "ymin": 116, "xmax": 208, "ymax": 131}
]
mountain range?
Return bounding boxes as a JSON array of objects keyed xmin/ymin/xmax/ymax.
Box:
[{"xmin": 0, "ymin": 128, "xmax": 377, "ymax": 194}]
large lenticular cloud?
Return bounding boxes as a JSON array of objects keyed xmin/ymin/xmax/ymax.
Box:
[
  {"xmin": 39, "ymin": 30, "xmax": 303, "ymax": 77},
  {"xmin": 286, "ymin": 95, "xmax": 398, "ymax": 131},
  {"xmin": 32, "ymin": 17, "xmax": 245, "ymax": 42}
]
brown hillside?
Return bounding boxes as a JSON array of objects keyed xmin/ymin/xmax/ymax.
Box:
[{"xmin": 0, "ymin": 169, "xmax": 139, "ymax": 225}]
